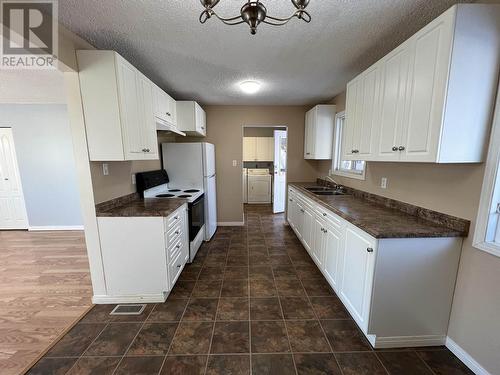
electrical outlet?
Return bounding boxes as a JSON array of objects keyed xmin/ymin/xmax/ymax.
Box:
[
  {"xmin": 381, "ymin": 177, "xmax": 388, "ymax": 189},
  {"xmin": 132, "ymin": 174, "xmax": 136, "ymax": 185},
  {"xmin": 232, "ymin": 160, "xmax": 238, "ymax": 167},
  {"xmin": 102, "ymin": 163, "xmax": 109, "ymax": 176}
]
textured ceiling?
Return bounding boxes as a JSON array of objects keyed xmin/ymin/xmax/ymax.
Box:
[{"xmin": 58, "ymin": 0, "xmax": 471, "ymax": 105}]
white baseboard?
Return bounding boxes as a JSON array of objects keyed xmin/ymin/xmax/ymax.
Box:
[
  {"xmin": 218, "ymin": 222, "xmax": 245, "ymax": 226},
  {"xmin": 29, "ymin": 225, "xmax": 84, "ymax": 231},
  {"xmin": 92, "ymin": 293, "xmax": 166, "ymax": 304},
  {"xmin": 370, "ymin": 334, "xmax": 446, "ymax": 349},
  {"xmin": 446, "ymin": 337, "xmax": 490, "ymax": 375}
]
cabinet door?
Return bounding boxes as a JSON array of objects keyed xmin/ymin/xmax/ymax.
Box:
[
  {"xmin": 166, "ymin": 94, "xmax": 177, "ymax": 127},
  {"xmin": 311, "ymin": 216, "xmax": 325, "ymax": 266},
  {"xmin": 357, "ymin": 65, "xmax": 381, "ymax": 159},
  {"xmin": 343, "ymin": 79, "xmax": 363, "ymax": 160},
  {"xmin": 195, "ymin": 103, "xmax": 206, "ymax": 136},
  {"xmin": 116, "ymin": 57, "xmax": 143, "ymax": 156},
  {"xmin": 287, "ymin": 194, "xmax": 295, "ymax": 229},
  {"xmin": 137, "ymin": 74, "xmax": 159, "ymax": 160},
  {"xmin": 376, "ymin": 45, "xmax": 412, "ymax": 161},
  {"xmin": 400, "ymin": 11, "xmax": 454, "ymax": 162},
  {"xmin": 304, "ymin": 109, "xmax": 315, "ymax": 159},
  {"xmin": 243, "ymin": 137, "xmax": 256, "ymax": 161},
  {"xmin": 323, "ymin": 225, "xmax": 343, "ymax": 292},
  {"xmin": 295, "ymin": 201, "xmax": 305, "ymax": 239},
  {"xmin": 340, "ymin": 226, "xmax": 376, "ymax": 332},
  {"xmin": 302, "ymin": 206, "xmax": 314, "ymax": 253}
]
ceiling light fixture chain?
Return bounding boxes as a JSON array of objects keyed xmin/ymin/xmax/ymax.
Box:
[{"xmin": 199, "ymin": 0, "xmax": 311, "ymax": 35}]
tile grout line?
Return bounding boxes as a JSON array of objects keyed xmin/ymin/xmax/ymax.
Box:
[
  {"xmin": 414, "ymin": 349, "xmax": 439, "ymax": 375},
  {"xmin": 267, "ymin": 217, "xmax": 299, "ymax": 375},
  {"xmin": 202, "ymin": 235, "xmax": 228, "ymax": 375},
  {"xmin": 157, "ymin": 264, "xmax": 198, "ymax": 375},
  {"xmin": 111, "ymin": 303, "xmax": 156, "ymax": 375},
  {"xmin": 64, "ymin": 321, "xmax": 111, "ymax": 374}
]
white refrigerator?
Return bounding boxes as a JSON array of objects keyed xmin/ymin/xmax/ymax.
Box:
[{"xmin": 162, "ymin": 142, "xmax": 217, "ymax": 241}]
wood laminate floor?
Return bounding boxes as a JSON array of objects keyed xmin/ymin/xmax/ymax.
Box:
[{"xmin": 0, "ymin": 230, "xmax": 92, "ymax": 375}]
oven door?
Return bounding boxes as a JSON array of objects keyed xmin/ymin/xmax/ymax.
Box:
[{"xmin": 189, "ymin": 194, "xmax": 205, "ymax": 242}]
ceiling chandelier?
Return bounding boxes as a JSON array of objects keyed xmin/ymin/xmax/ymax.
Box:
[{"xmin": 199, "ymin": 0, "xmax": 311, "ymax": 35}]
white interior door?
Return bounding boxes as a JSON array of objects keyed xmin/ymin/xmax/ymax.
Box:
[
  {"xmin": 273, "ymin": 130, "xmax": 287, "ymax": 213},
  {"xmin": 0, "ymin": 128, "xmax": 28, "ymax": 229}
]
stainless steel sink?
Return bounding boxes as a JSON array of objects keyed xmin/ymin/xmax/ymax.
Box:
[
  {"xmin": 313, "ymin": 191, "xmax": 347, "ymax": 196},
  {"xmin": 304, "ymin": 186, "xmax": 347, "ymax": 196}
]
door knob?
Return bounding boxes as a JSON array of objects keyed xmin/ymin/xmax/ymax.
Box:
[
  {"xmin": 367, "ymin": 247, "xmax": 374, "ymax": 253},
  {"xmin": 392, "ymin": 146, "xmax": 398, "ymax": 151},
  {"xmin": 4, "ymin": 178, "xmax": 8, "ymax": 181},
  {"xmin": 398, "ymin": 146, "xmax": 406, "ymax": 151}
]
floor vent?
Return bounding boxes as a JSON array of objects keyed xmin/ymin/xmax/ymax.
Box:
[{"xmin": 110, "ymin": 304, "xmax": 146, "ymax": 316}]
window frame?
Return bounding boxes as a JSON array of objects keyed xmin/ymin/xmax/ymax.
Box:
[
  {"xmin": 473, "ymin": 86, "xmax": 500, "ymax": 258},
  {"xmin": 331, "ymin": 111, "xmax": 366, "ymax": 181}
]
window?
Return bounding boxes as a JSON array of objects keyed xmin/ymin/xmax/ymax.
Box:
[
  {"xmin": 332, "ymin": 111, "xmax": 366, "ymax": 180},
  {"xmin": 474, "ymin": 89, "xmax": 500, "ymax": 258}
]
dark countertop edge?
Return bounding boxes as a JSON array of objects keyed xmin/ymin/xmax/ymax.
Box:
[
  {"xmin": 95, "ymin": 193, "xmax": 187, "ymax": 218},
  {"xmin": 288, "ymin": 182, "xmax": 468, "ymax": 239}
]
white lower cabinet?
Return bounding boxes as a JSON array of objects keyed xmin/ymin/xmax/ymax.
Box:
[
  {"xmin": 339, "ymin": 225, "xmax": 376, "ymax": 332},
  {"xmin": 287, "ymin": 186, "xmax": 462, "ymax": 349},
  {"xmin": 95, "ymin": 204, "xmax": 189, "ymax": 304}
]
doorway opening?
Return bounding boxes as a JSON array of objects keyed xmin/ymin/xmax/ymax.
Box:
[{"xmin": 242, "ymin": 126, "xmax": 288, "ymax": 214}]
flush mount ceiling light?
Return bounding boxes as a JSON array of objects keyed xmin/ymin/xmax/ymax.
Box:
[
  {"xmin": 199, "ymin": 0, "xmax": 311, "ymax": 35},
  {"xmin": 240, "ymin": 80, "xmax": 261, "ymax": 94}
]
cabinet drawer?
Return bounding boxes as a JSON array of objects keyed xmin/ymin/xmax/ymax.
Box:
[
  {"xmin": 166, "ymin": 221, "xmax": 183, "ymax": 247},
  {"xmin": 314, "ymin": 206, "xmax": 342, "ymax": 230},
  {"xmin": 165, "ymin": 207, "xmax": 183, "ymax": 232},
  {"xmin": 167, "ymin": 237, "xmax": 183, "ymax": 261},
  {"xmin": 169, "ymin": 249, "xmax": 184, "ymax": 287}
]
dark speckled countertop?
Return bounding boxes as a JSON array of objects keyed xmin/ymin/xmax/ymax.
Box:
[
  {"xmin": 289, "ymin": 182, "xmax": 468, "ymax": 239},
  {"xmin": 95, "ymin": 194, "xmax": 187, "ymax": 218}
]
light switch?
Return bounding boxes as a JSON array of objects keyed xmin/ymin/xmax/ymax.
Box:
[
  {"xmin": 102, "ymin": 163, "xmax": 109, "ymax": 176},
  {"xmin": 381, "ymin": 177, "xmax": 388, "ymax": 189},
  {"xmin": 132, "ymin": 174, "xmax": 136, "ymax": 185},
  {"xmin": 232, "ymin": 160, "xmax": 238, "ymax": 167}
]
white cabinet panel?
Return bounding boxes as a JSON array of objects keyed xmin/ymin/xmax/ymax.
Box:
[
  {"xmin": 153, "ymin": 84, "xmax": 177, "ymax": 128},
  {"xmin": 311, "ymin": 215, "xmax": 325, "ymax": 266},
  {"xmin": 323, "ymin": 225, "xmax": 343, "ymax": 291},
  {"xmin": 116, "ymin": 57, "xmax": 143, "ymax": 157},
  {"xmin": 343, "ymin": 80, "xmax": 361, "ymax": 160},
  {"xmin": 177, "ymin": 101, "xmax": 206, "ymax": 137},
  {"xmin": 304, "ymin": 105, "xmax": 336, "ymax": 160},
  {"xmin": 243, "ymin": 137, "xmax": 256, "ymax": 161},
  {"xmin": 137, "ymin": 74, "xmax": 159, "ymax": 159},
  {"xmin": 376, "ymin": 45, "xmax": 412, "ymax": 161},
  {"xmin": 340, "ymin": 226, "xmax": 376, "ymax": 332},
  {"xmin": 302, "ymin": 207, "xmax": 314, "ymax": 253},
  {"xmin": 243, "ymin": 137, "xmax": 274, "ymax": 161}
]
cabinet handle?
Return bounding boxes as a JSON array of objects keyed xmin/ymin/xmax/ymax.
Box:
[
  {"xmin": 392, "ymin": 146, "xmax": 398, "ymax": 152},
  {"xmin": 306, "ymin": 152, "xmax": 311, "ymax": 155},
  {"xmin": 166, "ymin": 112, "xmax": 171, "ymax": 116},
  {"xmin": 300, "ymin": 209, "xmax": 305, "ymax": 213},
  {"xmin": 398, "ymin": 146, "xmax": 406, "ymax": 151},
  {"xmin": 289, "ymin": 199, "xmax": 293, "ymax": 202},
  {"xmin": 367, "ymin": 247, "xmax": 374, "ymax": 253},
  {"xmin": 175, "ymin": 231, "xmax": 180, "ymax": 235},
  {"xmin": 322, "ymin": 213, "xmax": 327, "ymax": 217},
  {"xmin": 176, "ymin": 244, "xmax": 181, "ymax": 249},
  {"xmin": 177, "ymin": 264, "xmax": 181, "ymax": 268},
  {"xmin": 201, "ymin": 126, "xmax": 205, "ymax": 130}
]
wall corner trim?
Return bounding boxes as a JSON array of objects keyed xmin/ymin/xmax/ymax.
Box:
[
  {"xmin": 445, "ymin": 337, "xmax": 491, "ymax": 375},
  {"xmin": 28, "ymin": 225, "xmax": 84, "ymax": 231}
]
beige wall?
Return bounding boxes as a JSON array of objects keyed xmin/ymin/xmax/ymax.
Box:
[
  {"xmin": 329, "ymin": 92, "xmax": 500, "ymax": 374},
  {"xmin": 244, "ymin": 127, "xmax": 286, "ymax": 137},
  {"xmin": 180, "ymin": 106, "xmax": 330, "ymax": 223},
  {"xmin": 90, "ymin": 133, "xmax": 174, "ymax": 204}
]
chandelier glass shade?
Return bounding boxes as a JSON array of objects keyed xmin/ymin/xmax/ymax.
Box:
[{"xmin": 199, "ymin": 0, "xmax": 311, "ymax": 35}]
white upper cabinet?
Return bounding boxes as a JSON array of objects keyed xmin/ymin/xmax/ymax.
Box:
[
  {"xmin": 344, "ymin": 4, "xmax": 500, "ymax": 163},
  {"xmin": 304, "ymin": 105, "xmax": 336, "ymax": 160},
  {"xmin": 77, "ymin": 50, "xmax": 159, "ymax": 161},
  {"xmin": 243, "ymin": 137, "xmax": 274, "ymax": 162},
  {"xmin": 152, "ymin": 83, "xmax": 177, "ymax": 129},
  {"xmin": 177, "ymin": 101, "xmax": 207, "ymax": 137}
]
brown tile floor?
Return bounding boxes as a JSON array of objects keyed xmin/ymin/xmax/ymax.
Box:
[{"xmin": 27, "ymin": 205, "xmax": 474, "ymax": 375}]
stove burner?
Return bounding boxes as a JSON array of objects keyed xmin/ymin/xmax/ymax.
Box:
[
  {"xmin": 169, "ymin": 189, "xmax": 181, "ymax": 192},
  {"xmin": 184, "ymin": 189, "xmax": 200, "ymax": 193},
  {"xmin": 178, "ymin": 194, "xmax": 192, "ymax": 198},
  {"xmin": 156, "ymin": 194, "xmax": 175, "ymax": 198}
]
